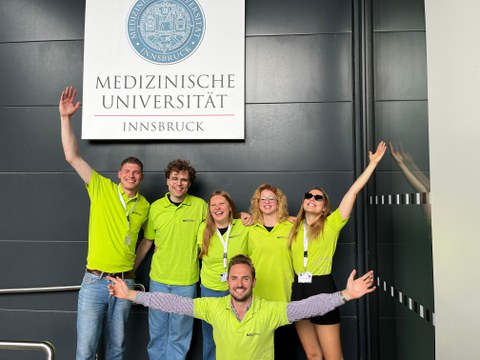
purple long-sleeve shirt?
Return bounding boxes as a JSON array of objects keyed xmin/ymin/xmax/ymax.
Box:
[{"xmin": 135, "ymin": 290, "xmax": 346, "ymax": 323}]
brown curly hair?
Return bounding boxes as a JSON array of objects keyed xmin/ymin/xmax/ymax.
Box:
[{"xmin": 164, "ymin": 159, "xmax": 196, "ymax": 184}]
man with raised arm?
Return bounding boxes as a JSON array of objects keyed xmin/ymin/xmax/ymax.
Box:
[
  {"xmin": 59, "ymin": 86, "xmax": 150, "ymax": 360},
  {"xmin": 108, "ymin": 254, "xmax": 376, "ymax": 360}
]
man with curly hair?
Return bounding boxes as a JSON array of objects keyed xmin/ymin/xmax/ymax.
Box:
[{"xmin": 135, "ymin": 159, "xmax": 207, "ymax": 360}]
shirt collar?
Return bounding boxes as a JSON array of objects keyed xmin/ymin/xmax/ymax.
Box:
[
  {"xmin": 117, "ymin": 184, "xmax": 139, "ymax": 201},
  {"xmin": 229, "ymin": 295, "xmax": 254, "ymax": 322},
  {"xmin": 164, "ymin": 192, "xmax": 191, "ymax": 207}
]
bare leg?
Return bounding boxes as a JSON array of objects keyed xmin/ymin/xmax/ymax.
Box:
[
  {"xmin": 295, "ymin": 319, "xmax": 323, "ymax": 360},
  {"xmin": 314, "ymin": 323, "xmax": 343, "ymax": 360}
]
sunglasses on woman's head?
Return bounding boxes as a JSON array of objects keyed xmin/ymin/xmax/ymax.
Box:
[{"xmin": 304, "ymin": 193, "xmax": 324, "ymax": 202}]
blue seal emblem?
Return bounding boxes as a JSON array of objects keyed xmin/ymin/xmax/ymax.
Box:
[{"xmin": 127, "ymin": 0, "xmax": 205, "ymax": 65}]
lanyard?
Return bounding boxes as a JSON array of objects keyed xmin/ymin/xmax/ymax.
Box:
[
  {"xmin": 303, "ymin": 223, "xmax": 309, "ymax": 270},
  {"xmin": 216, "ymin": 224, "xmax": 232, "ymax": 269},
  {"xmin": 117, "ymin": 184, "xmax": 139, "ymax": 231}
]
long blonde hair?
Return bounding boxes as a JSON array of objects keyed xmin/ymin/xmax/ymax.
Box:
[
  {"xmin": 288, "ymin": 187, "xmax": 332, "ymax": 247},
  {"xmin": 249, "ymin": 184, "xmax": 289, "ymax": 224},
  {"xmin": 199, "ymin": 190, "xmax": 239, "ymax": 258}
]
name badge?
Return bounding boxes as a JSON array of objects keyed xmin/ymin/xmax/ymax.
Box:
[
  {"xmin": 124, "ymin": 234, "xmax": 131, "ymax": 246},
  {"xmin": 220, "ymin": 272, "xmax": 228, "ymax": 283},
  {"xmin": 298, "ymin": 272, "xmax": 312, "ymax": 283}
]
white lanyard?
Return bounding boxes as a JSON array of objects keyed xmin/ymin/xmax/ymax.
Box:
[
  {"xmin": 117, "ymin": 184, "xmax": 139, "ymax": 231},
  {"xmin": 303, "ymin": 223, "xmax": 309, "ymax": 270},
  {"xmin": 216, "ymin": 224, "xmax": 232, "ymax": 269}
]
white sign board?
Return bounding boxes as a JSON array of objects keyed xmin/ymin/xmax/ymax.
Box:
[{"xmin": 82, "ymin": 0, "xmax": 245, "ymax": 140}]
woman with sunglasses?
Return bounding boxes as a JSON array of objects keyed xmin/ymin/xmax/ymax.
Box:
[
  {"xmin": 197, "ymin": 190, "xmax": 249, "ymax": 360},
  {"xmin": 289, "ymin": 141, "xmax": 386, "ymax": 360},
  {"xmin": 247, "ymin": 184, "xmax": 296, "ymax": 357}
]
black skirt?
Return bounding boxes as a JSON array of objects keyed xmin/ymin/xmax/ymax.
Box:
[{"xmin": 291, "ymin": 273, "xmax": 340, "ymax": 325}]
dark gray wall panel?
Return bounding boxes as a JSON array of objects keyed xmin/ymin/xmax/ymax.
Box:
[
  {"xmin": 246, "ymin": 34, "xmax": 352, "ymax": 103},
  {"xmin": 1, "ymin": 102, "xmax": 353, "ymax": 173},
  {"xmin": 0, "ymin": 241, "xmax": 86, "ymax": 288},
  {"xmin": 375, "ymin": 101, "xmax": 430, "ymax": 172},
  {"xmin": 0, "ymin": 310, "xmax": 77, "ymax": 359},
  {"xmin": 375, "ymin": 171, "xmax": 430, "ymax": 200},
  {"xmin": 0, "ymin": 0, "xmax": 85, "ymax": 43},
  {"xmin": 378, "ymin": 317, "xmax": 396, "ymax": 360},
  {"xmin": 172, "ymin": 102, "xmax": 353, "ymax": 172},
  {"xmin": 373, "ymin": 0, "xmax": 426, "ymax": 31},
  {"xmin": 0, "ymin": 292, "xmax": 77, "ymax": 311},
  {"xmin": 392, "ymin": 306, "xmax": 434, "ymax": 360},
  {"xmin": 376, "ymin": 213, "xmax": 433, "ymax": 308},
  {"xmin": 376, "ymin": 230, "xmax": 434, "ymax": 311},
  {"xmin": 246, "ymin": 0, "xmax": 352, "ymax": 35},
  {"xmin": 377, "ymin": 295, "xmax": 434, "ymax": 360},
  {"xmin": 374, "ymin": 32, "xmax": 427, "ymax": 101},
  {"xmin": 241, "ymin": 103, "xmax": 353, "ymax": 171},
  {"xmin": 0, "ymin": 41, "xmax": 83, "ymax": 106},
  {"xmin": 1, "ymin": 174, "xmax": 90, "ymax": 241},
  {"xmin": 374, "ymin": 174, "xmax": 433, "ymax": 309},
  {"xmin": 0, "ymin": 107, "xmax": 72, "ymax": 172},
  {"xmin": 340, "ymin": 318, "xmax": 359, "ymax": 360}
]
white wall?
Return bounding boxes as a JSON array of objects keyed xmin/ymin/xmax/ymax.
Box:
[{"xmin": 425, "ymin": 0, "xmax": 480, "ymax": 358}]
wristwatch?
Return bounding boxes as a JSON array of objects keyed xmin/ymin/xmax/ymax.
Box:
[{"xmin": 339, "ymin": 292, "xmax": 348, "ymax": 304}]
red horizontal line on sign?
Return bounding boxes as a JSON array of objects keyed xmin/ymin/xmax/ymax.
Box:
[{"xmin": 94, "ymin": 114, "xmax": 235, "ymax": 117}]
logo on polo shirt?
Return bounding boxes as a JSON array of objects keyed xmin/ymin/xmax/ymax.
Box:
[
  {"xmin": 246, "ymin": 332, "xmax": 261, "ymax": 337},
  {"xmin": 182, "ymin": 219, "xmax": 195, "ymax": 223},
  {"xmin": 277, "ymin": 236, "xmax": 289, "ymax": 239},
  {"xmin": 127, "ymin": 0, "xmax": 206, "ymax": 64}
]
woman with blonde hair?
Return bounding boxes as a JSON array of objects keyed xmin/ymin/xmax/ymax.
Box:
[
  {"xmin": 247, "ymin": 183, "xmax": 295, "ymax": 357},
  {"xmin": 197, "ymin": 190, "xmax": 249, "ymax": 360},
  {"xmin": 289, "ymin": 141, "xmax": 386, "ymax": 360}
]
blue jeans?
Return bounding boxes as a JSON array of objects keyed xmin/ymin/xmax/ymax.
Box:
[
  {"xmin": 200, "ymin": 284, "xmax": 229, "ymax": 360},
  {"xmin": 147, "ymin": 280, "xmax": 197, "ymax": 360},
  {"xmin": 76, "ymin": 271, "xmax": 134, "ymax": 360}
]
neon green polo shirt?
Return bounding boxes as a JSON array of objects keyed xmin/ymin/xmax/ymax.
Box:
[
  {"xmin": 291, "ymin": 209, "xmax": 348, "ymax": 276},
  {"xmin": 193, "ymin": 295, "xmax": 289, "ymax": 360},
  {"xmin": 86, "ymin": 171, "xmax": 150, "ymax": 272},
  {"xmin": 247, "ymin": 220, "xmax": 294, "ymax": 302},
  {"xmin": 145, "ymin": 193, "xmax": 207, "ymax": 285},
  {"xmin": 197, "ymin": 219, "xmax": 249, "ymax": 291}
]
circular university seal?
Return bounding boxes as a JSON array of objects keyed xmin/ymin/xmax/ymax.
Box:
[{"xmin": 127, "ymin": 0, "xmax": 206, "ymax": 65}]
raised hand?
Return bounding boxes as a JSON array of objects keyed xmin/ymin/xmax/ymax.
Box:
[
  {"xmin": 342, "ymin": 269, "xmax": 376, "ymax": 301},
  {"xmin": 59, "ymin": 86, "xmax": 81, "ymax": 117},
  {"xmin": 369, "ymin": 141, "xmax": 387, "ymax": 164}
]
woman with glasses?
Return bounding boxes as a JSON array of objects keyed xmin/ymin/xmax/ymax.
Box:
[
  {"xmin": 289, "ymin": 141, "xmax": 386, "ymax": 360},
  {"xmin": 247, "ymin": 184, "xmax": 295, "ymax": 357},
  {"xmin": 197, "ymin": 190, "xmax": 249, "ymax": 360}
]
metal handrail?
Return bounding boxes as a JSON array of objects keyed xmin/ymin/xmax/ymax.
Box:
[
  {"xmin": 0, "ymin": 285, "xmax": 80, "ymax": 294},
  {"xmin": 0, "ymin": 283, "xmax": 145, "ymax": 295},
  {"xmin": 0, "ymin": 340, "xmax": 55, "ymax": 359}
]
